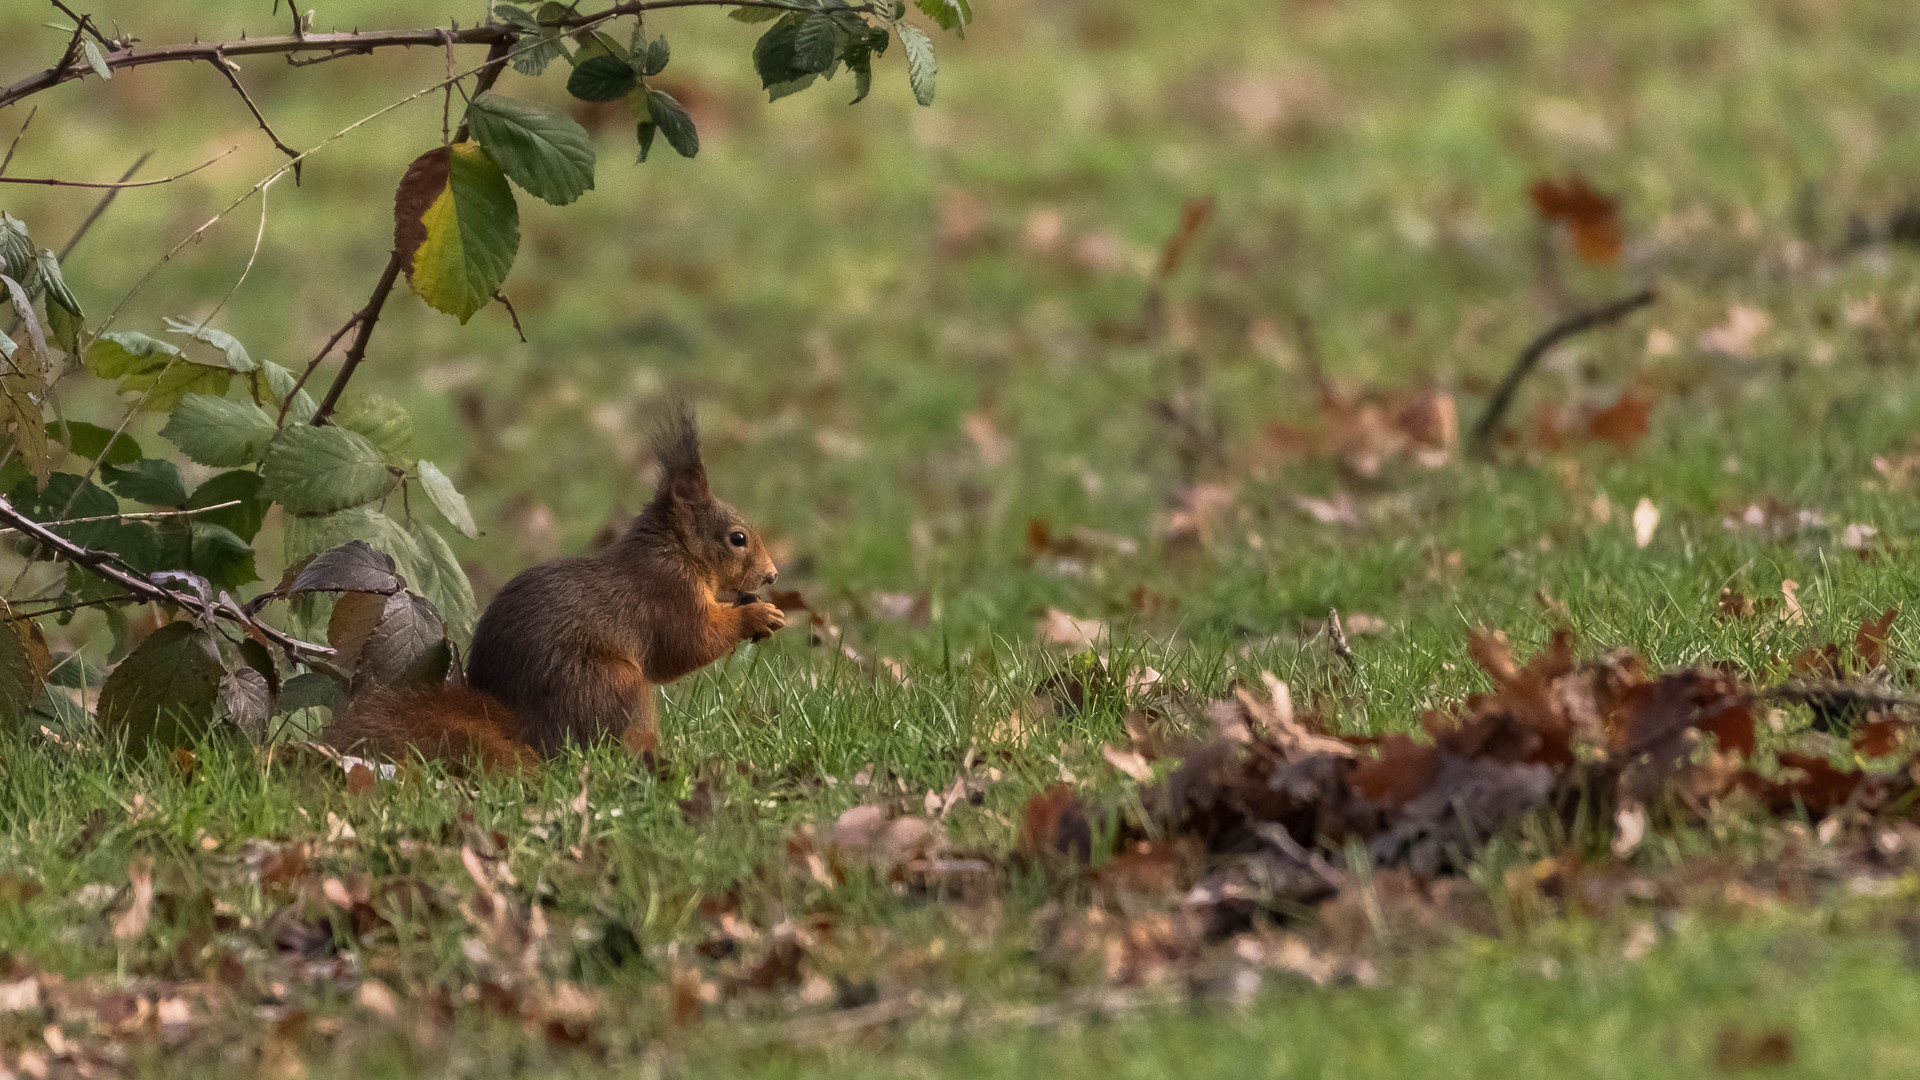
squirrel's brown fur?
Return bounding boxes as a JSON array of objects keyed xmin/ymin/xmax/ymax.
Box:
[{"xmin": 323, "ymin": 403, "xmax": 783, "ymax": 768}]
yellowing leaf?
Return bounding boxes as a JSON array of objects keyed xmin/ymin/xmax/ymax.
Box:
[{"xmin": 394, "ymin": 143, "xmax": 520, "ymax": 324}]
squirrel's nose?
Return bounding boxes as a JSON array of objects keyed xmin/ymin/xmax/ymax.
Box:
[{"xmin": 763, "ymin": 569, "xmax": 779, "ymax": 586}]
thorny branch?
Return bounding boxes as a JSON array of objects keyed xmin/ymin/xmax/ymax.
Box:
[
  {"xmin": 0, "ymin": 146, "xmax": 235, "ymax": 188},
  {"xmin": 0, "ymin": 1, "xmax": 841, "ymax": 112},
  {"xmin": 0, "ymin": 495, "xmax": 333, "ymax": 660},
  {"xmin": 210, "ymin": 51, "xmax": 304, "ymax": 178}
]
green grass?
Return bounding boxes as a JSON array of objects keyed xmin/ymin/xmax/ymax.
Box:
[{"xmin": 8, "ymin": 0, "xmax": 1920, "ymax": 1074}]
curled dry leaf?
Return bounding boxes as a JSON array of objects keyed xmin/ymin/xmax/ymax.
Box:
[
  {"xmin": 1102, "ymin": 744, "xmax": 1155, "ymax": 784},
  {"xmin": 1038, "ymin": 608, "xmax": 1109, "ymax": 653}
]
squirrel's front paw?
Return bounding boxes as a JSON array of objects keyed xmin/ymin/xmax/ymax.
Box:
[{"xmin": 738, "ymin": 601, "xmax": 786, "ymax": 643}]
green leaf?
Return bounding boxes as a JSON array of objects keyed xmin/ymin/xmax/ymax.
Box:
[
  {"xmin": 496, "ymin": 3, "xmax": 538, "ymax": 28},
  {"xmin": 0, "ymin": 621, "xmax": 48, "ymax": 733},
  {"xmin": 261, "ymin": 425, "xmax": 399, "ymax": 515},
  {"xmin": 915, "ymin": 0, "xmax": 970, "ymax": 31},
  {"xmin": 334, "ymin": 393, "xmax": 414, "ymax": 463},
  {"xmin": 566, "ymin": 53, "xmax": 638, "ymax": 102},
  {"xmin": 402, "ymin": 516, "xmax": 478, "ymax": 642},
  {"xmin": 848, "ymin": 47, "xmax": 874, "ymax": 105},
  {"xmin": 189, "ymin": 522, "xmax": 258, "ymax": 590},
  {"xmin": 102, "ymin": 458, "xmax": 189, "ymax": 507},
  {"xmin": 80, "ymin": 39, "xmax": 111, "ymax": 80},
  {"xmin": 96, "ymin": 622, "xmax": 226, "ymax": 753},
  {"xmin": 644, "ymin": 89, "xmax": 699, "ymax": 159},
  {"xmin": 754, "ymin": 16, "xmax": 803, "ymax": 88},
  {"xmin": 900, "ymin": 25, "xmax": 936, "ymax": 106},
  {"xmin": 416, "ymin": 460, "xmax": 477, "ymax": 538},
  {"xmin": 160, "ymin": 393, "xmax": 278, "ymax": 467},
  {"xmin": 0, "ymin": 214, "xmax": 32, "ymax": 283},
  {"xmin": 161, "ymin": 317, "xmax": 254, "ymax": 371},
  {"xmin": 220, "ymin": 664, "xmax": 272, "ymax": 742},
  {"xmin": 393, "ymin": 143, "xmax": 520, "ymax": 324},
  {"xmin": 186, "ymin": 470, "xmax": 267, "ymax": 541},
  {"xmin": 767, "ymin": 73, "xmax": 819, "ymax": 102},
  {"xmin": 464, "ymin": 91, "xmax": 597, "ymax": 206},
  {"xmin": 730, "ymin": 5, "xmax": 785, "ymax": 23},
  {"xmin": 43, "ymin": 300, "xmax": 81, "ymax": 356},
  {"xmin": 52, "ymin": 420, "xmax": 142, "ymax": 468},
  {"xmin": 794, "ymin": 13, "xmax": 845, "ymax": 74},
  {"xmin": 34, "ymin": 249, "xmax": 80, "ymax": 318},
  {"xmin": 643, "ymin": 36, "xmax": 671, "ymax": 76},
  {"xmin": 635, "ymin": 121, "xmax": 658, "ymax": 163},
  {"xmin": 84, "ymin": 331, "xmax": 231, "ymax": 412},
  {"xmin": 259, "ymin": 360, "xmax": 317, "ymax": 424},
  {"xmin": 510, "ymin": 28, "xmax": 566, "ymax": 75},
  {"xmin": 277, "ymin": 671, "xmax": 345, "ymax": 718}
]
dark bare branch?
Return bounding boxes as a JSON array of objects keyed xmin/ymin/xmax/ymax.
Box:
[
  {"xmin": 210, "ymin": 51, "xmax": 304, "ymax": 179},
  {"xmin": 309, "ymin": 252, "xmax": 407, "ymax": 425},
  {"xmin": 0, "ymin": 494, "xmax": 333, "ymax": 660},
  {"xmin": 0, "ymin": 106, "xmax": 37, "ymax": 177},
  {"xmin": 58, "ymin": 151, "xmax": 152, "ymax": 262},
  {"xmin": 0, "ymin": 146, "xmax": 235, "ymax": 188},
  {"xmin": 1, "ymin": 1, "xmax": 836, "ymax": 112},
  {"xmin": 1469, "ymin": 286, "xmax": 1659, "ymax": 453}
]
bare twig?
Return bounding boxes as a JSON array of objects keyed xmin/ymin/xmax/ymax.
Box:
[
  {"xmin": 1468, "ymin": 286, "xmax": 1658, "ymax": 453},
  {"xmin": 0, "ymin": 146, "xmax": 235, "ymax": 188},
  {"xmin": 1327, "ymin": 608, "xmax": 1356, "ymax": 671},
  {"xmin": 58, "ymin": 151, "xmax": 152, "ymax": 261},
  {"xmin": 48, "ymin": 1, "xmax": 115, "ymax": 49},
  {"xmin": 6, "ymin": 593, "xmax": 141, "ymax": 621},
  {"xmin": 1763, "ymin": 682, "xmax": 1920, "ymax": 712},
  {"xmin": 1, "ymin": 1, "xmax": 837, "ymax": 112},
  {"xmin": 0, "ymin": 106, "xmax": 37, "ymax": 177},
  {"xmin": 209, "ymin": 51, "xmax": 304, "ymax": 178},
  {"xmin": 495, "ymin": 292, "xmax": 527, "ymax": 343},
  {"xmin": 0, "ymin": 494, "xmax": 332, "ymax": 659},
  {"xmin": 0, "ymin": 500, "xmax": 242, "ymax": 536},
  {"xmin": 305, "ymin": 34, "xmax": 517, "ymax": 426}
]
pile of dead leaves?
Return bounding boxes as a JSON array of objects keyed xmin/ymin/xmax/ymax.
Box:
[{"xmin": 1023, "ymin": 621, "xmax": 1920, "ymax": 970}]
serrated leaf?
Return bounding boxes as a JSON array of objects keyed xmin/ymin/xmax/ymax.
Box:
[
  {"xmin": 188, "ymin": 522, "xmax": 257, "ymax": 590},
  {"xmin": 290, "ymin": 540, "xmax": 404, "ymax": 596},
  {"xmin": 495, "ymin": 3, "xmax": 538, "ymax": 28},
  {"xmin": 0, "ymin": 215, "xmax": 32, "ymax": 283},
  {"xmin": 277, "ymin": 671, "xmax": 345, "ymax": 718},
  {"xmin": 767, "ymin": 73, "xmax": 819, "ymax": 102},
  {"xmin": 326, "ymin": 589, "xmax": 387, "ymax": 671},
  {"xmin": 160, "ymin": 393, "xmax": 278, "ymax": 467},
  {"xmin": 80, "ymin": 38, "xmax": 110, "ymax": 80},
  {"xmin": 417, "ymin": 460, "xmax": 477, "ymax": 538},
  {"xmin": 566, "ymin": 53, "xmax": 638, "ymax": 101},
  {"xmin": 0, "ymin": 619, "xmax": 48, "ymax": 733},
  {"xmin": 102, "ymin": 458, "xmax": 188, "ymax": 507},
  {"xmin": 1, "ymin": 277, "xmax": 50, "ymax": 488},
  {"xmin": 915, "ymin": 0, "xmax": 969, "ymax": 31},
  {"xmin": 161, "ymin": 317, "xmax": 253, "ymax": 371},
  {"xmin": 52, "ymin": 421, "xmax": 142, "ymax": 468},
  {"xmin": 900, "ymin": 25, "xmax": 936, "ymax": 106},
  {"xmin": 794, "ymin": 13, "xmax": 845, "ymax": 74},
  {"xmin": 261, "ymin": 425, "xmax": 399, "ymax": 515},
  {"xmin": 186, "ymin": 470, "xmax": 267, "ymax": 541},
  {"xmin": 258, "ymin": 360, "xmax": 317, "ymax": 424},
  {"xmin": 465, "ymin": 91, "xmax": 597, "ymax": 206},
  {"xmin": 84, "ymin": 331, "xmax": 179, "ymax": 379},
  {"xmin": 352, "ymin": 590, "xmax": 452, "ymax": 692},
  {"xmin": 34, "ymin": 250, "xmax": 80, "ymax": 318},
  {"xmin": 96, "ymin": 622, "xmax": 226, "ymax": 753},
  {"xmin": 510, "ymin": 28, "xmax": 566, "ymax": 76},
  {"xmin": 754, "ymin": 16, "xmax": 802, "ymax": 88},
  {"xmin": 43, "ymin": 300, "xmax": 81, "ymax": 356},
  {"xmin": 393, "ymin": 143, "xmax": 519, "ymax": 325},
  {"xmin": 220, "ymin": 665, "xmax": 272, "ymax": 742},
  {"xmin": 847, "ymin": 47, "xmax": 873, "ymax": 104},
  {"xmin": 644, "ymin": 36, "xmax": 670, "ymax": 76},
  {"xmin": 84, "ymin": 330, "xmax": 229, "ymax": 411},
  {"xmin": 402, "ymin": 516, "xmax": 478, "ymax": 642},
  {"xmin": 645, "ymin": 89, "xmax": 699, "ymax": 158},
  {"xmin": 335, "ymin": 393, "xmax": 413, "ymax": 462}
]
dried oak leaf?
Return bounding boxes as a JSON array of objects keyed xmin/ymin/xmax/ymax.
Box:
[{"xmin": 1529, "ymin": 175, "xmax": 1623, "ymax": 265}]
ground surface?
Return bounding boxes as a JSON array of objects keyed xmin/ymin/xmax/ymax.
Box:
[{"xmin": 6, "ymin": 0, "xmax": 1920, "ymax": 1076}]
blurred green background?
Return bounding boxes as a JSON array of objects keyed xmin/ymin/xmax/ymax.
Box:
[{"xmin": 6, "ymin": 0, "xmax": 1920, "ymax": 659}]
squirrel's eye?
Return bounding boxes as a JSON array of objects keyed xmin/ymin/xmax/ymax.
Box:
[{"xmin": 728, "ymin": 531, "xmax": 749, "ymax": 548}]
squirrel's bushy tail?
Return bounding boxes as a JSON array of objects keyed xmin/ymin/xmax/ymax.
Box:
[{"xmin": 325, "ymin": 686, "xmax": 538, "ymax": 775}]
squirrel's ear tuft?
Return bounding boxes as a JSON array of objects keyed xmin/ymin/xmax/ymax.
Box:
[{"xmin": 651, "ymin": 399, "xmax": 710, "ymax": 506}]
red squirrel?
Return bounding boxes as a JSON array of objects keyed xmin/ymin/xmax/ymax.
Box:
[{"xmin": 323, "ymin": 404, "xmax": 785, "ymax": 770}]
